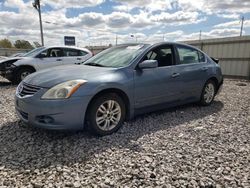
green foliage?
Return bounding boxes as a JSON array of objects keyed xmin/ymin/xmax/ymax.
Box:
[
  {"xmin": 14, "ymin": 40, "xmax": 34, "ymax": 49},
  {"xmin": 0, "ymin": 38, "xmax": 13, "ymax": 48}
]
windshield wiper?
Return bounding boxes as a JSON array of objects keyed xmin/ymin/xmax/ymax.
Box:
[{"xmin": 84, "ymin": 62, "xmax": 106, "ymax": 67}]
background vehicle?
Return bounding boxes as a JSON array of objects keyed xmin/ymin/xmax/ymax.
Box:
[
  {"xmin": 0, "ymin": 46, "xmax": 92, "ymax": 83},
  {"xmin": 0, "ymin": 56, "xmax": 7, "ymax": 60},
  {"xmin": 11, "ymin": 53, "xmax": 24, "ymax": 57},
  {"xmin": 15, "ymin": 42, "xmax": 223, "ymax": 136}
]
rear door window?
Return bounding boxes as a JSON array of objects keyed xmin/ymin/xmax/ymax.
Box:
[
  {"xmin": 176, "ymin": 45, "xmax": 205, "ymax": 64},
  {"xmin": 79, "ymin": 50, "xmax": 88, "ymax": 56},
  {"xmin": 63, "ymin": 48, "xmax": 80, "ymax": 57}
]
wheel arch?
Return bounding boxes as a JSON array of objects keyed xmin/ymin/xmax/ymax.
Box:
[
  {"xmin": 206, "ymin": 76, "xmax": 219, "ymax": 92},
  {"xmin": 15, "ymin": 65, "xmax": 36, "ymax": 72},
  {"xmin": 85, "ymin": 88, "xmax": 131, "ymax": 122}
]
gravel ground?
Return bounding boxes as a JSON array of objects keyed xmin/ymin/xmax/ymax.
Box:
[{"xmin": 0, "ymin": 76, "xmax": 249, "ymax": 187}]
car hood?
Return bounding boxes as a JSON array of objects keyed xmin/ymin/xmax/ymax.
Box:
[
  {"xmin": 0, "ymin": 56, "xmax": 28, "ymax": 64},
  {"xmin": 23, "ymin": 65, "xmax": 116, "ymax": 88}
]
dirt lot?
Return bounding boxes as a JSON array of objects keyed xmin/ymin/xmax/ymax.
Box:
[{"xmin": 0, "ymin": 77, "xmax": 249, "ymax": 187}]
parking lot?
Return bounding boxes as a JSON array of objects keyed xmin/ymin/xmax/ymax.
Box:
[{"xmin": 0, "ymin": 76, "xmax": 249, "ymax": 187}]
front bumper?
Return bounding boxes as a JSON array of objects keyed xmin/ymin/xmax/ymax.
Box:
[
  {"xmin": 15, "ymin": 91, "xmax": 92, "ymax": 130},
  {"xmin": 0, "ymin": 69, "xmax": 15, "ymax": 80}
]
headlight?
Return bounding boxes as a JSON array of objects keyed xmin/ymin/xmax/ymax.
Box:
[{"xmin": 41, "ymin": 80, "xmax": 87, "ymax": 99}]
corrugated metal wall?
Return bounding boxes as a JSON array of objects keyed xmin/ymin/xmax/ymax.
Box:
[{"xmin": 185, "ymin": 36, "xmax": 250, "ymax": 79}]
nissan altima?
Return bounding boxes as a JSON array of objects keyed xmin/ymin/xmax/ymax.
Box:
[{"xmin": 15, "ymin": 42, "xmax": 223, "ymax": 136}]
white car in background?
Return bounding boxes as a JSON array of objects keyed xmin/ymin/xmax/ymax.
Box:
[
  {"xmin": 0, "ymin": 56, "xmax": 7, "ymax": 60},
  {"xmin": 0, "ymin": 46, "xmax": 92, "ymax": 83}
]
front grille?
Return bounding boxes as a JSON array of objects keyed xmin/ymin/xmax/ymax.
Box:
[{"xmin": 18, "ymin": 82, "xmax": 41, "ymax": 97}]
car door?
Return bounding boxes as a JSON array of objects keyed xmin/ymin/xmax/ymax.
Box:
[
  {"xmin": 36, "ymin": 48, "xmax": 64, "ymax": 70},
  {"xmin": 78, "ymin": 50, "xmax": 91, "ymax": 64},
  {"xmin": 173, "ymin": 45, "xmax": 209, "ymax": 101},
  {"xmin": 62, "ymin": 48, "xmax": 83, "ymax": 65},
  {"xmin": 134, "ymin": 45, "xmax": 181, "ymax": 109}
]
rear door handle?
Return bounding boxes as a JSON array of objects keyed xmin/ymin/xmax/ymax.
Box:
[
  {"xmin": 172, "ymin": 73, "xmax": 180, "ymax": 78},
  {"xmin": 77, "ymin": 58, "xmax": 82, "ymax": 60},
  {"xmin": 56, "ymin": 59, "xmax": 62, "ymax": 61},
  {"xmin": 201, "ymin": 67, "xmax": 208, "ymax": 71}
]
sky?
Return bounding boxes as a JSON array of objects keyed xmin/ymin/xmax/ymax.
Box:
[{"xmin": 0, "ymin": 0, "xmax": 250, "ymax": 46}]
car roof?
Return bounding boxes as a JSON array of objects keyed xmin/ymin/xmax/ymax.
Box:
[
  {"xmin": 116, "ymin": 42, "xmax": 202, "ymax": 51},
  {"xmin": 45, "ymin": 46, "xmax": 90, "ymax": 52}
]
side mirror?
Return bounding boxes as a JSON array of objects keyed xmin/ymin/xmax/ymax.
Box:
[
  {"xmin": 36, "ymin": 53, "xmax": 47, "ymax": 59},
  {"xmin": 138, "ymin": 60, "xmax": 158, "ymax": 69}
]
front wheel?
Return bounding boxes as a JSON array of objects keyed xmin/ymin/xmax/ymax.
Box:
[
  {"xmin": 199, "ymin": 80, "xmax": 216, "ymax": 106},
  {"xmin": 13, "ymin": 67, "xmax": 35, "ymax": 84},
  {"xmin": 87, "ymin": 93, "xmax": 126, "ymax": 136}
]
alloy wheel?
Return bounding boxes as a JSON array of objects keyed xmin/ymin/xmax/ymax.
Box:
[
  {"xmin": 95, "ymin": 100, "xmax": 122, "ymax": 131},
  {"xmin": 20, "ymin": 71, "xmax": 31, "ymax": 80},
  {"xmin": 204, "ymin": 83, "xmax": 215, "ymax": 103}
]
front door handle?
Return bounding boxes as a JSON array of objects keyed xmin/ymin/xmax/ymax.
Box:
[
  {"xmin": 77, "ymin": 58, "xmax": 82, "ymax": 60},
  {"xmin": 56, "ymin": 59, "xmax": 62, "ymax": 61},
  {"xmin": 201, "ymin": 67, "xmax": 208, "ymax": 71},
  {"xmin": 172, "ymin": 73, "xmax": 180, "ymax": 78}
]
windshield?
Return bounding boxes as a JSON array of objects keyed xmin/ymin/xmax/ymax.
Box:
[
  {"xmin": 84, "ymin": 44, "xmax": 147, "ymax": 68},
  {"xmin": 23, "ymin": 47, "xmax": 46, "ymax": 57}
]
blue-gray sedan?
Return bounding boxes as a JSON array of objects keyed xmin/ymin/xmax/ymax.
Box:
[{"xmin": 15, "ymin": 42, "xmax": 223, "ymax": 135}]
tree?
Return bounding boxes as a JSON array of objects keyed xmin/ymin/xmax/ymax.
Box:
[
  {"xmin": 33, "ymin": 41, "xmax": 42, "ymax": 48},
  {"xmin": 14, "ymin": 40, "xmax": 34, "ymax": 49},
  {"xmin": 0, "ymin": 38, "xmax": 13, "ymax": 48}
]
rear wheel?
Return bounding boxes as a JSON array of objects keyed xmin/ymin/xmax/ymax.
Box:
[
  {"xmin": 87, "ymin": 93, "xmax": 126, "ymax": 136},
  {"xmin": 200, "ymin": 80, "xmax": 216, "ymax": 106},
  {"xmin": 13, "ymin": 67, "xmax": 35, "ymax": 84}
]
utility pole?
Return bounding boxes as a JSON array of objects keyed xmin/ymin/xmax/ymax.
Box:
[
  {"xmin": 115, "ymin": 34, "xmax": 118, "ymax": 46},
  {"xmin": 33, "ymin": 0, "xmax": 44, "ymax": 46},
  {"xmin": 240, "ymin": 16, "xmax": 245, "ymax": 37},
  {"xmin": 199, "ymin": 30, "xmax": 202, "ymax": 41}
]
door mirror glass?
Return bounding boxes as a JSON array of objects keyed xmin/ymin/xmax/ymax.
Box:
[{"xmin": 138, "ymin": 60, "xmax": 158, "ymax": 69}]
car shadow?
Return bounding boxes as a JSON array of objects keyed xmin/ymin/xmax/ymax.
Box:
[{"xmin": 0, "ymin": 101, "xmax": 224, "ymax": 171}]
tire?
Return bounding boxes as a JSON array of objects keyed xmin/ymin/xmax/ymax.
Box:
[
  {"xmin": 13, "ymin": 67, "xmax": 35, "ymax": 84},
  {"xmin": 199, "ymin": 80, "xmax": 216, "ymax": 106},
  {"xmin": 87, "ymin": 93, "xmax": 126, "ymax": 136}
]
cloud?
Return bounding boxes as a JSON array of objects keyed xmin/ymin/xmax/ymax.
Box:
[
  {"xmin": 0, "ymin": 0, "xmax": 249, "ymax": 47},
  {"xmin": 150, "ymin": 11, "xmax": 205, "ymax": 25},
  {"xmin": 113, "ymin": 0, "xmax": 173, "ymax": 12},
  {"xmin": 179, "ymin": 28, "xmax": 242, "ymax": 41},
  {"xmin": 43, "ymin": 0, "xmax": 105, "ymax": 9},
  {"xmin": 78, "ymin": 12, "xmax": 105, "ymax": 27},
  {"xmin": 107, "ymin": 12, "xmax": 132, "ymax": 28},
  {"xmin": 4, "ymin": 0, "xmax": 26, "ymax": 9},
  {"xmin": 217, "ymin": 13, "xmax": 240, "ymax": 19},
  {"xmin": 176, "ymin": 0, "xmax": 250, "ymax": 13},
  {"xmin": 214, "ymin": 20, "xmax": 250, "ymax": 28}
]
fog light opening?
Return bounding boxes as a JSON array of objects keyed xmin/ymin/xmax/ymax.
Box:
[{"xmin": 36, "ymin": 116, "xmax": 54, "ymax": 124}]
